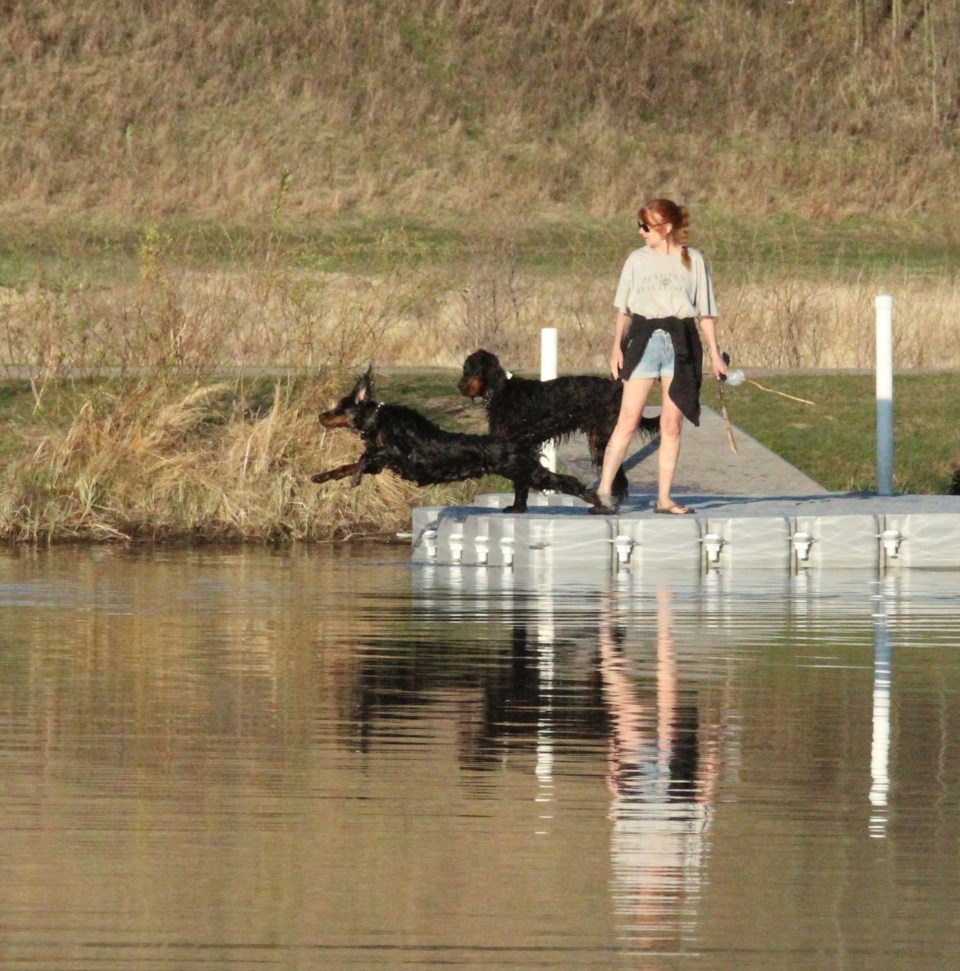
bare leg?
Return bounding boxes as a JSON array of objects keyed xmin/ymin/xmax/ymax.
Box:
[
  {"xmin": 590, "ymin": 430, "xmax": 629, "ymax": 503},
  {"xmin": 598, "ymin": 378, "xmax": 655, "ymax": 499},
  {"xmin": 655, "ymin": 377, "xmax": 686, "ymax": 510}
]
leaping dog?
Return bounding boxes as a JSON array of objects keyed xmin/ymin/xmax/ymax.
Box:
[
  {"xmin": 311, "ymin": 368, "xmax": 603, "ymax": 514},
  {"xmin": 458, "ymin": 349, "xmax": 660, "ymax": 503}
]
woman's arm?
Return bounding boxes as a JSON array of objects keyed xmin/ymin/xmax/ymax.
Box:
[{"xmin": 698, "ymin": 316, "xmax": 727, "ymax": 380}]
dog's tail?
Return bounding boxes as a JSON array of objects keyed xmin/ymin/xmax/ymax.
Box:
[
  {"xmin": 511, "ymin": 412, "xmax": 659, "ymax": 447},
  {"xmin": 638, "ymin": 414, "xmax": 660, "ymax": 438}
]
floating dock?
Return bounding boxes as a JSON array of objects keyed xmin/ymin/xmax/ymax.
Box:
[
  {"xmin": 409, "ymin": 408, "xmax": 960, "ymax": 574},
  {"xmin": 411, "ymin": 491, "xmax": 960, "ymax": 573}
]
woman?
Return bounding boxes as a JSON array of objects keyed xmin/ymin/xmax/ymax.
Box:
[{"xmin": 593, "ymin": 199, "xmax": 725, "ymax": 515}]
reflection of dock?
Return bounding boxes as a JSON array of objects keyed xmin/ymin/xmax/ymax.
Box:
[{"xmin": 410, "ymin": 407, "xmax": 960, "ymax": 572}]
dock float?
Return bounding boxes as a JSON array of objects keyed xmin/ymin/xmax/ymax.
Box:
[
  {"xmin": 410, "ymin": 492, "xmax": 960, "ymax": 573},
  {"xmin": 407, "ymin": 404, "xmax": 959, "ymax": 575}
]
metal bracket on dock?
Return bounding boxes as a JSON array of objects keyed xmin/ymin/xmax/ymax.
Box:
[
  {"xmin": 702, "ymin": 532, "xmax": 725, "ymax": 565},
  {"xmin": 879, "ymin": 528, "xmax": 903, "ymax": 559},
  {"xmin": 791, "ymin": 531, "xmax": 814, "ymax": 564}
]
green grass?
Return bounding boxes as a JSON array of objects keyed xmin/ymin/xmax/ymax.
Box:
[
  {"xmin": 4, "ymin": 212, "xmax": 960, "ymax": 291},
  {"xmin": 700, "ymin": 372, "xmax": 960, "ymax": 494},
  {"xmin": 706, "ymin": 212, "xmax": 960, "ymax": 281}
]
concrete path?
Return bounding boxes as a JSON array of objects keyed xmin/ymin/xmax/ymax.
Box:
[
  {"xmin": 556, "ymin": 405, "xmax": 828, "ymax": 501},
  {"xmin": 555, "ymin": 406, "xmax": 960, "ymax": 520}
]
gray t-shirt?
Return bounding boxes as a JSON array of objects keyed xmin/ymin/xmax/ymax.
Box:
[{"xmin": 613, "ymin": 246, "xmax": 718, "ymax": 319}]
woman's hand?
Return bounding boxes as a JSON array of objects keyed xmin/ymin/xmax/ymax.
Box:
[
  {"xmin": 610, "ymin": 345, "xmax": 624, "ymax": 380},
  {"xmin": 711, "ymin": 350, "xmax": 728, "ymax": 382},
  {"xmin": 610, "ymin": 310, "xmax": 630, "ymax": 380}
]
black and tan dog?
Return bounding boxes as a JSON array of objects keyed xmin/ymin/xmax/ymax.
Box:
[
  {"xmin": 311, "ymin": 369, "xmax": 603, "ymax": 514},
  {"xmin": 458, "ymin": 348, "xmax": 659, "ymax": 503}
]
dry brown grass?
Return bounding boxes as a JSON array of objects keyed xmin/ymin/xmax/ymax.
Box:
[
  {"xmin": 5, "ymin": 253, "xmax": 959, "ymax": 377},
  {"xmin": 2, "ymin": 0, "xmax": 958, "ymax": 223},
  {"xmin": 0, "ymin": 370, "xmax": 464, "ymax": 544},
  {"xmin": 2, "ymin": 249, "xmax": 958, "ymax": 544},
  {"xmin": 0, "ymin": 233, "xmax": 521, "ymax": 544},
  {"xmin": 717, "ymin": 273, "xmax": 960, "ymax": 370}
]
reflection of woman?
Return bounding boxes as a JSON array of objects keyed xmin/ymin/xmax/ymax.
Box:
[{"xmin": 599, "ymin": 588, "xmax": 723, "ymax": 944}]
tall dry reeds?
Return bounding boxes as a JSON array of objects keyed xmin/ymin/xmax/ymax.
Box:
[
  {"xmin": 5, "ymin": 236, "xmax": 959, "ymax": 378},
  {"xmin": 0, "ymin": 232, "xmax": 479, "ymax": 544},
  {"xmin": 0, "ymin": 370, "xmax": 463, "ymax": 544}
]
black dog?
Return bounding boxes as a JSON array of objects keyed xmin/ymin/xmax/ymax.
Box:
[
  {"xmin": 311, "ymin": 369, "xmax": 603, "ymax": 514},
  {"xmin": 458, "ymin": 349, "xmax": 659, "ymax": 503}
]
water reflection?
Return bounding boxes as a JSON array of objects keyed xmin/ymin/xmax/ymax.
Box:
[
  {"xmin": 600, "ymin": 587, "xmax": 723, "ymax": 946},
  {"xmin": 871, "ymin": 577, "xmax": 894, "ymax": 838},
  {"xmin": 2, "ymin": 547, "xmax": 960, "ymax": 968}
]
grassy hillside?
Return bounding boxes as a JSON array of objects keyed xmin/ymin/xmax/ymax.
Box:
[
  {"xmin": 3, "ymin": 0, "xmax": 960, "ymax": 378},
  {"xmin": 2, "ymin": 0, "xmax": 958, "ymax": 225}
]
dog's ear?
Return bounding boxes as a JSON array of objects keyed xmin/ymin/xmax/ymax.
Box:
[{"xmin": 350, "ymin": 367, "xmax": 374, "ymax": 404}]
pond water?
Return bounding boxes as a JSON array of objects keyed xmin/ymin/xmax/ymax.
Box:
[{"xmin": 2, "ymin": 545, "xmax": 960, "ymax": 969}]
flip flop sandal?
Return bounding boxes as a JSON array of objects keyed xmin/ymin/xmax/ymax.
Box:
[{"xmin": 654, "ymin": 504, "xmax": 694, "ymax": 515}]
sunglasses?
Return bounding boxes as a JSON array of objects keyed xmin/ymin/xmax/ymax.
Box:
[{"xmin": 637, "ymin": 219, "xmax": 666, "ymax": 233}]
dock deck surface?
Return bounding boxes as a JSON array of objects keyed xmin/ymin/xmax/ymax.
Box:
[{"xmin": 411, "ymin": 407, "xmax": 960, "ymax": 572}]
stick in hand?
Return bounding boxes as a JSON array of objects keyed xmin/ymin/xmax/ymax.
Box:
[{"xmin": 718, "ymin": 352, "xmax": 739, "ymax": 455}]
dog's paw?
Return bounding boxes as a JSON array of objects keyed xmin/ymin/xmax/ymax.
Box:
[{"xmin": 502, "ymin": 504, "xmax": 527, "ymax": 514}]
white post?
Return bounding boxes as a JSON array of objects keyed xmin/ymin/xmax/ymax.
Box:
[
  {"xmin": 540, "ymin": 328, "xmax": 558, "ymax": 472},
  {"xmin": 875, "ymin": 295, "xmax": 894, "ymax": 496}
]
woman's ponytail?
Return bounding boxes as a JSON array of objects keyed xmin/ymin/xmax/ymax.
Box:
[{"xmin": 675, "ymin": 205, "xmax": 692, "ymax": 270}]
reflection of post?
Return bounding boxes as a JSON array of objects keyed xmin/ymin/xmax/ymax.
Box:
[
  {"xmin": 600, "ymin": 587, "xmax": 721, "ymax": 946},
  {"xmin": 535, "ymin": 601, "xmax": 555, "ymax": 836},
  {"xmin": 869, "ymin": 580, "xmax": 894, "ymax": 838}
]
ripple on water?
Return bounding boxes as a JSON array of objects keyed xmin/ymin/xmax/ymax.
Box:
[{"xmin": 2, "ymin": 548, "xmax": 960, "ymax": 968}]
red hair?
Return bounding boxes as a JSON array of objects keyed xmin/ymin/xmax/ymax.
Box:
[{"xmin": 638, "ymin": 199, "xmax": 691, "ymax": 269}]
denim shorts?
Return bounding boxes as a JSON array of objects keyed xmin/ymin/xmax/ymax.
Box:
[{"xmin": 626, "ymin": 328, "xmax": 675, "ymax": 380}]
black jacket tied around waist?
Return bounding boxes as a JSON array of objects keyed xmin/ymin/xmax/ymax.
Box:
[{"xmin": 619, "ymin": 315, "xmax": 703, "ymax": 426}]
